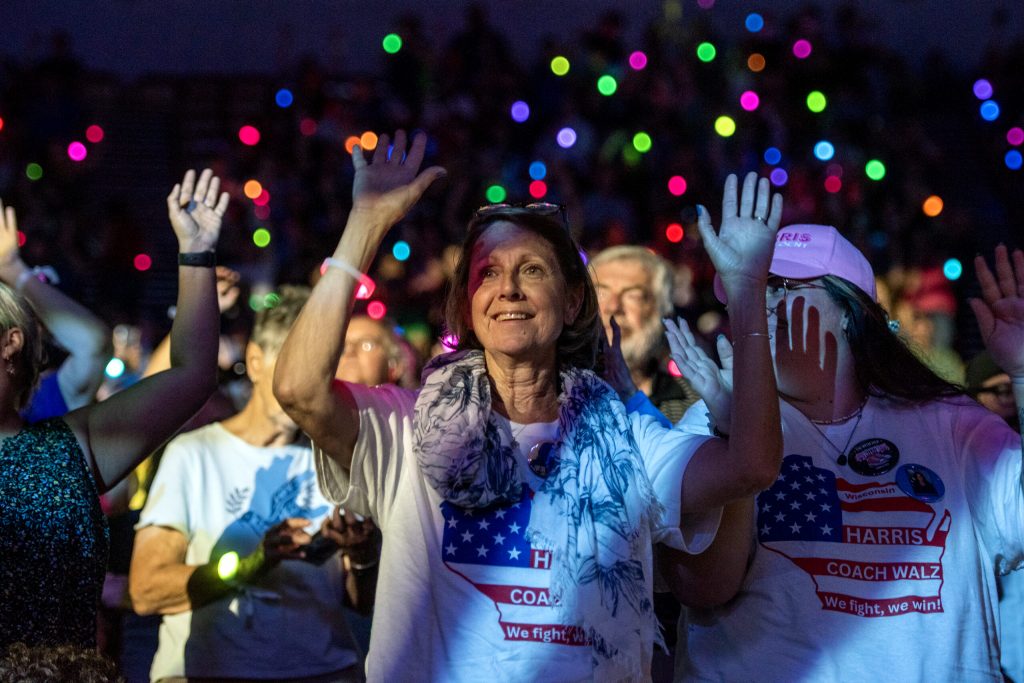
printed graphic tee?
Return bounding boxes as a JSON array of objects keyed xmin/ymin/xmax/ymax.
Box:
[
  {"xmin": 316, "ymin": 383, "xmax": 717, "ymax": 683},
  {"xmin": 674, "ymin": 397, "xmax": 1023, "ymax": 682}
]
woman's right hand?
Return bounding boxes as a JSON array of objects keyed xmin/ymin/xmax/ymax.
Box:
[
  {"xmin": 167, "ymin": 168, "xmax": 229, "ymax": 253},
  {"xmin": 351, "ymin": 130, "xmax": 447, "ymax": 231},
  {"xmin": 664, "ymin": 317, "xmax": 734, "ymax": 430}
]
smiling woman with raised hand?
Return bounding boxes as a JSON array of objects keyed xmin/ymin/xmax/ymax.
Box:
[
  {"xmin": 0, "ymin": 169, "xmax": 225, "ymax": 650},
  {"xmin": 275, "ymin": 134, "xmax": 785, "ymax": 682}
]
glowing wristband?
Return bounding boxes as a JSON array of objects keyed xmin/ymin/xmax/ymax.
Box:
[
  {"xmin": 321, "ymin": 257, "xmax": 375, "ymax": 300},
  {"xmin": 15, "ymin": 265, "xmax": 60, "ymax": 292},
  {"xmin": 217, "ymin": 551, "xmax": 240, "ymax": 584}
]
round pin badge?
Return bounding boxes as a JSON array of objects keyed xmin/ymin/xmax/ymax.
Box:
[
  {"xmin": 846, "ymin": 438, "xmax": 900, "ymax": 477},
  {"xmin": 528, "ymin": 441, "xmax": 559, "ymax": 478},
  {"xmin": 895, "ymin": 463, "xmax": 945, "ymax": 503}
]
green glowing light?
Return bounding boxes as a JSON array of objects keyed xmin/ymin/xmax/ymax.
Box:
[
  {"xmin": 632, "ymin": 132, "xmax": 652, "ymax": 153},
  {"xmin": 597, "ymin": 75, "xmax": 618, "ymax": 96},
  {"xmin": 382, "ymin": 33, "xmax": 403, "ymax": 54},
  {"xmin": 26, "ymin": 163, "xmax": 43, "ymax": 181},
  {"xmin": 217, "ymin": 552, "xmax": 240, "ymax": 581},
  {"xmin": 806, "ymin": 91, "xmax": 827, "ymax": 113},
  {"xmin": 253, "ymin": 228, "xmax": 271, "ymax": 248},
  {"xmin": 485, "ymin": 184, "xmax": 507, "ymax": 203},
  {"xmin": 696, "ymin": 42, "xmax": 717, "ymax": 63},
  {"xmin": 865, "ymin": 159, "xmax": 886, "ymax": 181}
]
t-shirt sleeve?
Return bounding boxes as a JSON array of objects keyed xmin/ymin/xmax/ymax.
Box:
[
  {"xmin": 956, "ymin": 401, "xmax": 1024, "ymax": 574},
  {"xmin": 314, "ymin": 382, "xmax": 417, "ymax": 531},
  {"xmin": 136, "ymin": 436, "xmax": 194, "ymax": 537},
  {"xmin": 632, "ymin": 405, "xmax": 721, "ymax": 554},
  {"xmin": 21, "ymin": 372, "xmax": 70, "ymax": 423}
]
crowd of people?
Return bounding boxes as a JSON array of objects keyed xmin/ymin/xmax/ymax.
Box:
[{"xmin": 2, "ymin": 3, "xmax": 1024, "ymax": 683}]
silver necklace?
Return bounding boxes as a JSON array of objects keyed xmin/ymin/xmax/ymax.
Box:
[{"xmin": 807, "ymin": 408, "xmax": 865, "ymax": 467}]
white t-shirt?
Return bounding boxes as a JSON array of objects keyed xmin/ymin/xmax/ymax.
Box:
[
  {"xmin": 673, "ymin": 396, "xmax": 1024, "ymax": 682},
  {"xmin": 316, "ymin": 383, "xmax": 717, "ymax": 683},
  {"xmin": 139, "ymin": 423, "xmax": 361, "ymax": 681}
]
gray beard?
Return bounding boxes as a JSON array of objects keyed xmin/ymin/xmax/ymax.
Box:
[{"xmin": 620, "ymin": 318, "xmax": 665, "ymax": 371}]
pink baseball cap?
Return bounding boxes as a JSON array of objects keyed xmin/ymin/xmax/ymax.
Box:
[{"xmin": 714, "ymin": 224, "xmax": 877, "ymax": 303}]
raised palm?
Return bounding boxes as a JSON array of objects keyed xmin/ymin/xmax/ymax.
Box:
[
  {"xmin": 0, "ymin": 200, "xmax": 24, "ymax": 269},
  {"xmin": 351, "ymin": 130, "xmax": 447, "ymax": 230},
  {"xmin": 664, "ymin": 317, "xmax": 733, "ymax": 428},
  {"xmin": 971, "ymin": 246, "xmax": 1024, "ymax": 377},
  {"xmin": 166, "ymin": 168, "xmax": 229, "ymax": 253},
  {"xmin": 697, "ymin": 172, "xmax": 782, "ymax": 291}
]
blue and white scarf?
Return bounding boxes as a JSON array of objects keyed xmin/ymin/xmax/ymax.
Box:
[{"xmin": 413, "ymin": 350, "xmax": 664, "ymax": 681}]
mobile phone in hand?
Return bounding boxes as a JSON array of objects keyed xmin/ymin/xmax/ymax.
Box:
[{"xmin": 299, "ymin": 531, "xmax": 340, "ymax": 565}]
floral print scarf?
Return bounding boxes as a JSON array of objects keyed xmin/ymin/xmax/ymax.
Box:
[{"xmin": 413, "ymin": 350, "xmax": 664, "ymax": 681}]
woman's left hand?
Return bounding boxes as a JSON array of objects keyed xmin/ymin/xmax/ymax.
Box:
[
  {"xmin": 600, "ymin": 316, "xmax": 639, "ymax": 403},
  {"xmin": 970, "ymin": 245, "xmax": 1024, "ymax": 377},
  {"xmin": 697, "ymin": 172, "xmax": 783, "ymax": 293},
  {"xmin": 167, "ymin": 168, "xmax": 230, "ymax": 253}
]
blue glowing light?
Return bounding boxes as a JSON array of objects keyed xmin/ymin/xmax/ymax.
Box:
[
  {"xmin": 105, "ymin": 357, "xmax": 126, "ymax": 379},
  {"xmin": 813, "ymin": 141, "xmax": 835, "ymax": 161},
  {"xmin": 275, "ymin": 89, "xmax": 294, "ymax": 108},
  {"xmin": 392, "ymin": 240, "xmax": 411, "ymax": 261},
  {"xmin": 763, "ymin": 147, "xmax": 782, "ymax": 165},
  {"xmin": 1006, "ymin": 150, "xmax": 1023, "ymax": 170},
  {"xmin": 745, "ymin": 13, "xmax": 764, "ymax": 32},
  {"xmin": 529, "ymin": 161, "xmax": 547, "ymax": 180},
  {"xmin": 980, "ymin": 100, "xmax": 1000, "ymax": 121}
]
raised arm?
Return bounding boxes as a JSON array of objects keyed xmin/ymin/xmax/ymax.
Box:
[
  {"xmin": 971, "ymin": 245, "xmax": 1024, "ymax": 445},
  {"xmin": 273, "ymin": 130, "xmax": 445, "ymax": 469},
  {"xmin": 0, "ymin": 201, "xmax": 112, "ymax": 409},
  {"xmin": 63, "ymin": 169, "xmax": 226, "ymax": 493}
]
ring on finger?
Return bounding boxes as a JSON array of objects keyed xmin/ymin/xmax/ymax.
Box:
[{"xmin": 753, "ymin": 215, "xmax": 767, "ymax": 224}]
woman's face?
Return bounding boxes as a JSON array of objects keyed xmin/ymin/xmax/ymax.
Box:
[{"xmin": 467, "ymin": 221, "xmax": 580, "ymax": 366}]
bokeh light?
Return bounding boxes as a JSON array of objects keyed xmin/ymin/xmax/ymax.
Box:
[
  {"xmin": 275, "ymin": 88, "xmax": 294, "ymax": 108},
  {"xmin": 26, "ymin": 163, "xmax": 43, "ymax": 181},
  {"xmin": 238, "ymin": 125, "xmax": 261, "ymax": 146},
  {"xmin": 367, "ymin": 301, "xmax": 387, "ymax": 320},
  {"xmin": 85, "ymin": 125, "xmax": 104, "ymax": 143},
  {"xmin": 745, "ymin": 13, "xmax": 764, "ymax": 32},
  {"xmin": 133, "ymin": 253, "xmax": 152, "ymax": 271},
  {"xmin": 665, "ymin": 223, "xmax": 684, "ymax": 243},
  {"xmin": 813, "ymin": 140, "xmax": 835, "ymax": 161},
  {"xmin": 344, "ymin": 136, "xmax": 360, "ymax": 154},
  {"xmin": 0, "ymin": 117, "xmax": 4, "ymax": 132},
  {"xmin": 550, "ymin": 56, "xmax": 570, "ymax": 76},
  {"xmin": 17, "ymin": 231, "xmax": 25, "ymax": 247},
  {"xmin": 826, "ymin": 163, "xmax": 844, "ymax": 177},
  {"xmin": 510, "ymin": 101, "xmax": 530, "ymax": 123},
  {"xmin": 740, "ymin": 91, "xmax": 760, "ymax": 111},
  {"xmin": 628, "ymin": 51, "xmax": 648, "ymax": 70},
  {"xmin": 252, "ymin": 228, "xmax": 271, "ymax": 247},
  {"xmin": 922, "ymin": 195, "xmax": 944, "ymax": 217},
  {"xmin": 696, "ymin": 42, "xmax": 717, "ymax": 62},
  {"xmin": 769, "ymin": 168, "xmax": 789, "ymax": 186},
  {"xmin": 597, "ymin": 75, "xmax": 618, "ymax": 96},
  {"xmin": 529, "ymin": 161, "xmax": 547, "ymax": 180},
  {"xmin": 943, "ymin": 258, "xmax": 963, "ymax": 281},
  {"xmin": 253, "ymin": 189, "xmax": 271, "ymax": 206},
  {"xmin": 243, "ymin": 180, "xmax": 263, "ymax": 199},
  {"xmin": 1008, "ymin": 127, "xmax": 1024, "ymax": 146},
  {"xmin": 485, "ymin": 184, "xmax": 507, "ymax": 203},
  {"xmin": 980, "ymin": 100, "xmax": 1000, "ymax": 121},
  {"xmin": 667, "ymin": 175, "xmax": 687, "ymax": 196},
  {"xmin": 806, "ymin": 91, "xmax": 827, "ymax": 113},
  {"xmin": 556, "ymin": 127, "xmax": 577, "ymax": 148},
  {"xmin": 764, "ymin": 147, "xmax": 782, "ymax": 165},
  {"xmin": 973, "ymin": 79, "xmax": 993, "ymax": 100},
  {"xmin": 865, "ymin": 159, "xmax": 887, "ymax": 180},
  {"xmin": 105, "ymin": 358, "xmax": 125, "ymax": 379},
  {"xmin": 529, "ymin": 180, "xmax": 548, "ymax": 199},
  {"xmin": 667, "ymin": 359, "xmax": 683, "ymax": 377},
  {"xmin": 1006, "ymin": 150, "xmax": 1023, "ymax": 170},
  {"xmin": 747, "ymin": 53, "xmax": 766, "ymax": 72},
  {"xmin": 217, "ymin": 552, "xmax": 240, "ymax": 581},
  {"xmin": 392, "ymin": 240, "xmax": 411, "ymax": 261},
  {"xmin": 792, "ymin": 39, "xmax": 812, "ymax": 59},
  {"xmin": 254, "ymin": 204, "xmax": 271, "ymax": 221},
  {"xmin": 714, "ymin": 116, "xmax": 736, "ymax": 137},
  {"xmin": 67, "ymin": 141, "xmax": 87, "ymax": 162},
  {"xmin": 824, "ymin": 176, "xmax": 842, "ymax": 193},
  {"xmin": 632, "ymin": 132, "xmax": 652, "ymax": 153},
  {"xmin": 299, "ymin": 118, "xmax": 317, "ymax": 136},
  {"xmin": 382, "ymin": 33, "xmax": 403, "ymax": 54},
  {"xmin": 360, "ymin": 131, "xmax": 379, "ymax": 150}
]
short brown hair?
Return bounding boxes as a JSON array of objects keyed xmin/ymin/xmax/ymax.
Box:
[
  {"xmin": 0, "ymin": 283, "xmax": 43, "ymax": 410},
  {"xmin": 444, "ymin": 212, "xmax": 601, "ymax": 370},
  {"xmin": 251, "ymin": 285, "xmax": 311, "ymax": 356}
]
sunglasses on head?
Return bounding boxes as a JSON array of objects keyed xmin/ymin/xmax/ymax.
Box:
[{"xmin": 473, "ymin": 202, "xmax": 570, "ymax": 235}]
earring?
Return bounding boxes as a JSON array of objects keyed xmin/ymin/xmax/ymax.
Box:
[{"xmin": 3, "ymin": 356, "xmax": 13, "ymax": 377}]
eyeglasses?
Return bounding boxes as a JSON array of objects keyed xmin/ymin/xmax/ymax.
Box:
[
  {"xmin": 342, "ymin": 338, "xmax": 382, "ymax": 355},
  {"xmin": 976, "ymin": 383, "xmax": 1013, "ymax": 399},
  {"xmin": 766, "ymin": 276, "xmax": 827, "ymax": 315},
  {"xmin": 473, "ymin": 202, "xmax": 570, "ymax": 235}
]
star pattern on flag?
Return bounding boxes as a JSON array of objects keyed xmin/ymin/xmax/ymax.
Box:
[
  {"xmin": 441, "ymin": 489, "xmax": 534, "ymax": 567},
  {"xmin": 757, "ymin": 454, "xmax": 843, "ymax": 542}
]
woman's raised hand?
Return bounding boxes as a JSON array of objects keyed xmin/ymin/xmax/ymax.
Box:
[
  {"xmin": 167, "ymin": 169, "xmax": 229, "ymax": 253},
  {"xmin": 697, "ymin": 172, "xmax": 782, "ymax": 293},
  {"xmin": 971, "ymin": 245, "xmax": 1024, "ymax": 378},
  {"xmin": 351, "ymin": 130, "xmax": 447, "ymax": 230},
  {"xmin": 664, "ymin": 317, "xmax": 733, "ymax": 428}
]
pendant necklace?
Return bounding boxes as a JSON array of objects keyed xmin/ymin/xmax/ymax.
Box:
[{"xmin": 807, "ymin": 399, "xmax": 867, "ymax": 466}]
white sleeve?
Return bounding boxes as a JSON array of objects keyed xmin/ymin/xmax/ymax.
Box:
[
  {"xmin": 956, "ymin": 401, "xmax": 1024, "ymax": 574},
  {"xmin": 633, "ymin": 405, "xmax": 721, "ymax": 554},
  {"xmin": 136, "ymin": 436, "xmax": 195, "ymax": 537},
  {"xmin": 314, "ymin": 383, "xmax": 418, "ymax": 531}
]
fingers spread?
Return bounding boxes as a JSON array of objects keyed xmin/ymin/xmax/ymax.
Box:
[
  {"xmin": 967, "ymin": 297, "xmax": 995, "ymax": 338},
  {"xmin": 179, "ymin": 170, "xmax": 196, "ymax": 206},
  {"xmin": 994, "ymin": 244, "xmax": 1018, "ymax": 299},
  {"xmin": 194, "ymin": 169, "xmax": 212, "ymax": 203},
  {"xmin": 214, "ymin": 191, "xmax": 230, "ymax": 217},
  {"xmin": 411, "ymin": 166, "xmax": 448, "ymax": 198},
  {"xmin": 351, "ymin": 144, "xmax": 367, "ymax": 170},
  {"xmin": 3, "ymin": 205, "xmax": 16, "ymax": 233},
  {"xmin": 975, "ymin": 254, "xmax": 1001, "ymax": 304},
  {"xmin": 205, "ymin": 175, "xmax": 221, "ymax": 207},
  {"xmin": 754, "ymin": 177, "xmax": 770, "ymax": 220},
  {"xmin": 767, "ymin": 192, "xmax": 784, "ymax": 231},
  {"xmin": 390, "ymin": 129, "xmax": 408, "ymax": 163}
]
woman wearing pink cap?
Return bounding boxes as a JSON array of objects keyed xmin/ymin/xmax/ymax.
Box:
[{"xmin": 662, "ymin": 226, "xmax": 1024, "ymax": 681}]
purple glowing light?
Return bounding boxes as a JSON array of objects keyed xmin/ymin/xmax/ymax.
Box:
[
  {"xmin": 769, "ymin": 168, "xmax": 789, "ymax": 186},
  {"xmin": 1007, "ymin": 127, "xmax": 1024, "ymax": 146},
  {"xmin": 973, "ymin": 79, "xmax": 993, "ymax": 100},
  {"xmin": 792, "ymin": 40, "xmax": 812, "ymax": 59},
  {"xmin": 510, "ymin": 101, "xmax": 530, "ymax": 123},
  {"xmin": 556, "ymin": 127, "xmax": 577, "ymax": 149}
]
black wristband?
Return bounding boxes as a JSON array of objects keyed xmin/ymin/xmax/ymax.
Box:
[{"xmin": 178, "ymin": 251, "xmax": 216, "ymax": 267}]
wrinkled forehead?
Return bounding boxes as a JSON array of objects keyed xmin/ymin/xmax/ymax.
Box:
[{"xmin": 470, "ymin": 220, "xmax": 560, "ymax": 265}]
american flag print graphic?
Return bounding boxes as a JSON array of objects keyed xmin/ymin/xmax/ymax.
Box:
[
  {"xmin": 440, "ymin": 487, "xmax": 588, "ymax": 646},
  {"xmin": 757, "ymin": 453, "xmax": 951, "ymax": 618}
]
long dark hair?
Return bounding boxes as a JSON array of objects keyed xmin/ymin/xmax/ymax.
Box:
[
  {"xmin": 822, "ymin": 275, "xmax": 964, "ymax": 403},
  {"xmin": 444, "ymin": 212, "xmax": 602, "ymax": 370}
]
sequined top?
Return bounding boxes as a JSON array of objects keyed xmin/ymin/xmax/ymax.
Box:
[{"xmin": 0, "ymin": 419, "xmax": 109, "ymax": 648}]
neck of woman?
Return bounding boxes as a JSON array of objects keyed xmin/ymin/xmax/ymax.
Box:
[
  {"xmin": 782, "ymin": 353, "xmax": 867, "ymax": 423},
  {"xmin": 485, "ymin": 352, "xmax": 561, "ymax": 424}
]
